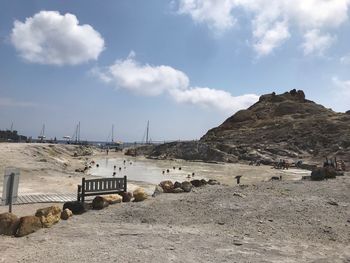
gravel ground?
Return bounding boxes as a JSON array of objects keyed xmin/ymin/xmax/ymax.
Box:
[{"xmin": 1, "ymin": 174, "xmax": 349, "ymax": 263}]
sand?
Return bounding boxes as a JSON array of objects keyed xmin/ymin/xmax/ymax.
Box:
[{"xmin": 0, "ymin": 143, "xmax": 349, "ymax": 262}]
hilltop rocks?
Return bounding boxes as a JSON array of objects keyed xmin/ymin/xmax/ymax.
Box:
[
  {"xmin": 0, "ymin": 213, "xmax": 19, "ymax": 236},
  {"xmin": 16, "ymin": 216, "xmax": 42, "ymax": 237},
  {"xmin": 145, "ymin": 89, "xmax": 350, "ymax": 165},
  {"xmin": 35, "ymin": 205, "xmax": 61, "ymax": 228},
  {"xmin": 133, "ymin": 188, "xmax": 148, "ymax": 202}
]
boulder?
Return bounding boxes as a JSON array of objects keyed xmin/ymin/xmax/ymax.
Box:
[
  {"xmin": 181, "ymin": 181, "xmax": 193, "ymax": 192},
  {"xmin": 103, "ymin": 194, "xmax": 123, "ymax": 204},
  {"xmin": 0, "ymin": 213, "xmax": 19, "ymax": 236},
  {"xmin": 174, "ymin": 181, "xmax": 182, "ymax": 189},
  {"xmin": 63, "ymin": 201, "xmax": 88, "ymax": 215},
  {"xmin": 191, "ymin": 179, "xmax": 204, "ymax": 187},
  {"xmin": 207, "ymin": 179, "xmax": 220, "ymax": 185},
  {"xmin": 61, "ymin": 209, "xmax": 73, "ymax": 220},
  {"xmin": 16, "ymin": 216, "xmax": 42, "ymax": 237},
  {"xmin": 200, "ymin": 179, "xmax": 207, "ymax": 185},
  {"xmin": 159, "ymin": 180, "xmax": 174, "ymax": 193},
  {"xmin": 120, "ymin": 192, "xmax": 133, "ymax": 202},
  {"xmin": 92, "ymin": 196, "xmax": 109, "ymax": 210},
  {"xmin": 133, "ymin": 188, "xmax": 148, "ymax": 202},
  {"xmin": 311, "ymin": 167, "xmax": 337, "ymax": 181},
  {"xmin": 152, "ymin": 185, "xmax": 164, "ymax": 197},
  {"xmin": 172, "ymin": 187, "xmax": 184, "ymax": 193},
  {"xmin": 35, "ymin": 205, "xmax": 61, "ymax": 228}
]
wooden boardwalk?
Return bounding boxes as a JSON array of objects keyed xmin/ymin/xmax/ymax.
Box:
[{"xmin": 1, "ymin": 193, "xmax": 77, "ymax": 205}]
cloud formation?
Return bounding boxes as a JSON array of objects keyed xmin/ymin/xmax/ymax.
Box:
[
  {"xmin": 94, "ymin": 53, "xmax": 259, "ymax": 113},
  {"xmin": 0, "ymin": 97, "xmax": 36, "ymax": 108},
  {"xmin": 302, "ymin": 30, "xmax": 336, "ymax": 56},
  {"xmin": 176, "ymin": 0, "xmax": 350, "ymax": 56},
  {"xmin": 11, "ymin": 11, "xmax": 105, "ymax": 65}
]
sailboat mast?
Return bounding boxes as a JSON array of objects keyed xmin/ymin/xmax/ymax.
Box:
[
  {"xmin": 112, "ymin": 124, "xmax": 114, "ymax": 143},
  {"xmin": 146, "ymin": 120, "xmax": 149, "ymax": 144}
]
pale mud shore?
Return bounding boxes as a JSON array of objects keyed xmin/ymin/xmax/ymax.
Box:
[{"xmin": 0, "ymin": 143, "xmax": 349, "ymax": 262}]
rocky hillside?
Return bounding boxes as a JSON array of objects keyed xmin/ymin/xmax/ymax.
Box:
[{"xmin": 146, "ymin": 90, "xmax": 350, "ymax": 164}]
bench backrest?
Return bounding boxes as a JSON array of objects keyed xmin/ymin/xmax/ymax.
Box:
[{"xmin": 82, "ymin": 176, "xmax": 126, "ymax": 193}]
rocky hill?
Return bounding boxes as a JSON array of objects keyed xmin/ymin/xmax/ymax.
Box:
[{"xmin": 145, "ymin": 90, "xmax": 350, "ymax": 165}]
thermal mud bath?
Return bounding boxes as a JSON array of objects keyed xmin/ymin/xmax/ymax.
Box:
[{"xmin": 0, "ymin": 143, "xmax": 349, "ymax": 262}]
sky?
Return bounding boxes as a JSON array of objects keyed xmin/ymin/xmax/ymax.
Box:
[{"xmin": 0, "ymin": 0, "xmax": 349, "ymax": 142}]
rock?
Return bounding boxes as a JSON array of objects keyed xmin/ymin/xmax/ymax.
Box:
[
  {"xmin": 191, "ymin": 180, "xmax": 204, "ymax": 187},
  {"xmin": 103, "ymin": 194, "xmax": 123, "ymax": 204},
  {"xmin": 133, "ymin": 188, "xmax": 148, "ymax": 202},
  {"xmin": 159, "ymin": 180, "xmax": 174, "ymax": 193},
  {"xmin": 63, "ymin": 201, "xmax": 87, "ymax": 215},
  {"xmin": 0, "ymin": 213, "xmax": 19, "ymax": 236},
  {"xmin": 152, "ymin": 185, "xmax": 164, "ymax": 197},
  {"xmin": 172, "ymin": 187, "xmax": 184, "ymax": 193},
  {"xmin": 200, "ymin": 179, "xmax": 207, "ymax": 185},
  {"xmin": 61, "ymin": 209, "xmax": 73, "ymax": 220},
  {"xmin": 35, "ymin": 205, "xmax": 61, "ymax": 228},
  {"xmin": 327, "ymin": 200, "xmax": 339, "ymax": 206},
  {"xmin": 174, "ymin": 181, "xmax": 182, "ymax": 189},
  {"xmin": 311, "ymin": 167, "xmax": 337, "ymax": 181},
  {"xmin": 233, "ymin": 192, "xmax": 246, "ymax": 198},
  {"xmin": 181, "ymin": 181, "xmax": 193, "ymax": 192},
  {"xmin": 16, "ymin": 216, "xmax": 42, "ymax": 237},
  {"xmin": 120, "ymin": 192, "xmax": 133, "ymax": 202},
  {"xmin": 207, "ymin": 179, "xmax": 220, "ymax": 185},
  {"xmin": 92, "ymin": 196, "xmax": 109, "ymax": 210}
]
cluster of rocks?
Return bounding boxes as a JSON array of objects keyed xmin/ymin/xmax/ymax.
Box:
[
  {"xmin": 310, "ymin": 166, "xmax": 344, "ymax": 181},
  {"xmin": 0, "ymin": 188, "xmax": 149, "ymax": 238},
  {"xmin": 0, "ymin": 205, "xmax": 70, "ymax": 237},
  {"xmin": 153, "ymin": 179, "xmax": 220, "ymax": 196}
]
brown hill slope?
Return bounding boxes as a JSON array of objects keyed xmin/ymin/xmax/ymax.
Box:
[{"xmin": 147, "ymin": 90, "xmax": 350, "ymax": 165}]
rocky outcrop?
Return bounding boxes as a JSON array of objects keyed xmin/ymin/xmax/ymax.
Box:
[
  {"xmin": 133, "ymin": 188, "xmax": 148, "ymax": 202},
  {"xmin": 16, "ymin": 216, "xmax": 42, "ymax": 237},
  {"xmin": 145, "ymin": 90, "xmax": 350, "ymax": 165},
  {"xmin": 35, "ymin": 205, "xmax": 61, "ymax": 228},
  {"xmin": 0, "ymin": 213, "xmax": 19, "ymax": 236},
  {"xmin": 159, "ymin": 181, "xmax": 174, "ymax": 193}
]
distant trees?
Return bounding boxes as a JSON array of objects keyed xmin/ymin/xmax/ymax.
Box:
[{"xmin": 0, "ymin": 130, "xmax": 27, "ymax": 142}]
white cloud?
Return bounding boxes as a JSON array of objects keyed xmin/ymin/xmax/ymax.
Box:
[
  {"xmin": 95, "ymin": 52, "xmax": 189, "ymax": 96},
  {"xmin": 177, "ymin": 0, "xmax": 237, "ymax": 31},
  {"xmin": 253, "ymin": 20, "xmax": 290, "ymax": 56},
  {"xmin": 11, "ymin": 11, "xmax": 105, "ymax": 65},
  {"xmin": 333, "ymin": 77, "xmax": 350, "ymax": 97},
  {"xmin": 340, "ymin": 54, "xmax": 350, "ymax": 65},
  {"xmin": 176, "ymin": 0, "xmax": 350, "ymax": 56},
  {"xmin": 170, "ymin": 87, "xmax": 259, "ymax": 112},
  {"xmin": 0, "ymin": 97, "xmax": 36, "ymax": 107},
  {"xmin": 302, "ymin": 29, "xmax": 336, "ymax": 56},
  {"xmin": 94, "ymin": 53, "xmax": 259, "ymax": 113}
]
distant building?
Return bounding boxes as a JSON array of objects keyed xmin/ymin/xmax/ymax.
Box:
[{"xmin": 0, "ymin": 130, "xmax": 27, "ymax": 142}]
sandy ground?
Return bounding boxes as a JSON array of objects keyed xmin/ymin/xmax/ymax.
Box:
[{"xmin": 0, "ymin": 143, "xmax": 349, "ymax": 262}]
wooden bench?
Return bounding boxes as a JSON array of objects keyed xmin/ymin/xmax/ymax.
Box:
[{"xmin": 77, "ymin": 176, "xmax": 127, "ymax": 202}]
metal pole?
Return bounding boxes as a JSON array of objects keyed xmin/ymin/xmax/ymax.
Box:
[{"xmin": 8, "ymin": 173, "xmax": 14, "ymax": 213}]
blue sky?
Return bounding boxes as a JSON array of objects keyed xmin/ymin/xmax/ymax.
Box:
[{"xmin": 0, "ymin": 0, "xmax": 349, "ymax": 142}]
